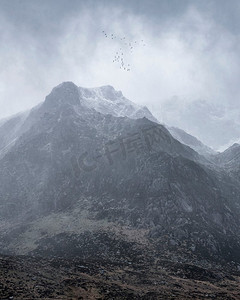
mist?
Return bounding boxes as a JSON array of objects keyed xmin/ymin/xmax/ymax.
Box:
[{"xmin": 1, "ymin": 0, "xmax": 240, "ymax": 149}]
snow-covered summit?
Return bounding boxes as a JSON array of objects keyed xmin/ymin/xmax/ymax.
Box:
[{"xmin": 78, "ymin": 85, "xmax": 158, "ymax": 122}]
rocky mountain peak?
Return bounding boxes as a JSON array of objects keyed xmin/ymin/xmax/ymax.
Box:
[
  {"xmin": 78, "ymin": 85, "xmax": 123, "ymax": 102},
  {"xmin": 44, "ymin": 81, "xmax": 81, "ymax": 110}
]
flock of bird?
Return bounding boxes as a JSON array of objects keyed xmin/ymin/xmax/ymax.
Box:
[{"xmin": 102, "ymin": 31, "xmax": 146, "ymax": 72}]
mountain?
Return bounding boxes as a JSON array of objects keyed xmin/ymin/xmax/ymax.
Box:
[
  {"xmin": 167, "ymin": 126, "xmax": 216, "ymax": 157},
  {"xmin": 0, "ymin": 82, "xmax": 240, "ymax": 273},
  {"xmin": 0, "ymin": 82, "xmax": 203, "ymax": 220},
  {"xmin": 0, "ymin": 84, "xmax": 215, "ymax": 161}
]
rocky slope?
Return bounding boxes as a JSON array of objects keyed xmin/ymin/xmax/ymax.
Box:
[{"xmin": 213, "ymin": 143, "xmax": 240, "ymax": 182}]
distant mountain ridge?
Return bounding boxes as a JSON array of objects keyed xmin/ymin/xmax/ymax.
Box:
[
  {"xmin": 160, "ymin": 98, "xmax": 240, "ymax": 150},
  {"xmin": 167, "ymin": 126, "xmax": 216, "ymax": 156},
  {"xmin": 214, "ymin": 143, "xmax": 240, "ymax": 182}
]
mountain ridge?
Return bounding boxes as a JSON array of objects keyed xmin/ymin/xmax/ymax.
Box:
[{"xmin": 0, "ymin": 81, "xmax": 240, "ymax": 269}]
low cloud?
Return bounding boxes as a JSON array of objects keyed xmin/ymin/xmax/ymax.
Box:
[{"xmin": 0, "ymin": 1, "xmax": 240, "ymax": 148}]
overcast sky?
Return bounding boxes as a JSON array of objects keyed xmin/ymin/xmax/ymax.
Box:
[{"xmin": 1, "ymin": 0, "xmax": 240, "ymax": 149}]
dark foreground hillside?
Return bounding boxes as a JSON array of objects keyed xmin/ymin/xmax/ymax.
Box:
[{"xmin": 1, "ymin": 253, "xmax": 240, "ymax": 300}]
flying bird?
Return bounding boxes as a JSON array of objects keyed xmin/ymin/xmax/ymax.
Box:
[{"xmin": 102, "ymin": 30, "xmax": 147, "ymax": 72}]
